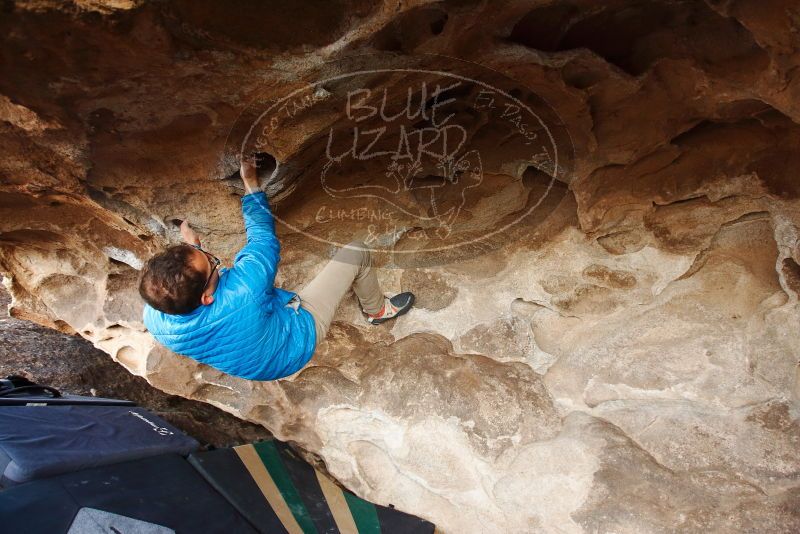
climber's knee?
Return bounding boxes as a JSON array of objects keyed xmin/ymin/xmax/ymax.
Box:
[
  {"xmin": 345, "ymin": 239, "xmax": 368, "ymax": 250},
  {"xmin": 334, "ymin": 239, "xmax": 370, "ymax": 267},
  {"xmin": 347, "ymin": 240, "xmax": 368, "ymax": 255}
]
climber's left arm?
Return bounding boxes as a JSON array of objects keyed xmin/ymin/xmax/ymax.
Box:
[{"xmin": 231, "ymin": 157, "xmax": 281, "ymax": 294}]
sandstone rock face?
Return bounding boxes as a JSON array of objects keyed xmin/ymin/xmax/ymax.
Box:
[{"xmin": 1, "ymin": 1, "xmax": 799, "ymax": 532}]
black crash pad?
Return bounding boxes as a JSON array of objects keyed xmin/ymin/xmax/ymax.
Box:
[
  {"xmin": 0, "ymin": 405, "xmax": 199, "ymax": 486},
  {"xmin": 0, "ymin": 453, "xmax": 257, "ymax": 533}
]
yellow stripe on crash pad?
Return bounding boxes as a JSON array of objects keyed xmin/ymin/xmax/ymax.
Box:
[
  {"xmin": 234, "ymin": 444, "xmax": 305, "ymax": 534},
  {"xmin": 315, "ymin": 470, "xmax": 360, "ymax": 534}
]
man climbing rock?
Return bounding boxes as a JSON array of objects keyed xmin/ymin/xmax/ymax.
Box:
[{"xmin": 138, "ymin": 156, "xmax": 414, "ymax": 381}]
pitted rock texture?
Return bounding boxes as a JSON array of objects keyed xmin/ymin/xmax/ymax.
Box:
[{"xmin": 1, "ymin": 1, "xmax": 800, "ymax": 532}]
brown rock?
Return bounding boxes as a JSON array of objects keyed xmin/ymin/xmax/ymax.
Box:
[
  {"xmin": 400, "ymin": 269, "xmax": 458, "ymax": 311},
  {"xmin": 1, "ymin": 1, "xmax": 799, "ymax": 531}
]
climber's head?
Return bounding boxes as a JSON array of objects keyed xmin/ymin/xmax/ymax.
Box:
[{"xmin": 138, "ymin": 244, "xmax": 219, "ymax": 315}]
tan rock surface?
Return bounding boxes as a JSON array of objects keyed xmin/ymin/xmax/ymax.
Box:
[{"xmin": 1, "ymin": 1, "xmax": 799, "ymax": 531}]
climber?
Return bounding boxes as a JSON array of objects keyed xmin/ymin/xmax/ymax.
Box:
[{"xmin": 137, "ymin": 155, "xmax": 414, "ymax": 381}]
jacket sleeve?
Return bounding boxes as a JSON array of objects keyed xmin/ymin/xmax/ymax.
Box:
[{"xmin": 232, "ymin": 191, "xmax": 280, "ymax": 295}]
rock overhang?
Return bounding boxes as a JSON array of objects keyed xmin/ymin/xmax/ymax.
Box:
[{"xmin": 1, "ymin": 1, "xmax": 799, "ymax": 531}]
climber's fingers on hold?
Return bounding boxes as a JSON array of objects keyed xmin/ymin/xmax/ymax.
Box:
[{"xmin": 240, "ymin": 153, "xmax": 258, "ymax": 167}]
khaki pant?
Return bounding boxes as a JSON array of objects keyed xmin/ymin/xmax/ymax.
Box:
[{"xmin": 298, "ymin": 240, "xmax": 384, "ymax": 346}]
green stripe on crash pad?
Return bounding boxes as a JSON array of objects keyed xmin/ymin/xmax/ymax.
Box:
[
  {"xmin": 343, "ymin": 491, "xmax": 381, "ymax": 534},
  {"xmin": 254, "ymin": 441, "xmax": 317, "ymax": 534}
]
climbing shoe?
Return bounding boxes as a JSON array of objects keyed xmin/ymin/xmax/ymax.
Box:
[{"xmin": 366, "ymin": 292, "xmax": 415, "ymax": 325}]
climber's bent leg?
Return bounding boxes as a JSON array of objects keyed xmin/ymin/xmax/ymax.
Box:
[{"xmin": 298, "ymin": 240, "xmax": 384, "ymax": 345}]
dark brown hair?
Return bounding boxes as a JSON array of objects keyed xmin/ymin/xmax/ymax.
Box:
[{"xmin": 138, "ymin": 244, "xmax": 206, "ymax": 315}]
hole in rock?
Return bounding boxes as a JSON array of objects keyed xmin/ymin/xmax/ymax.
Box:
[
  {"xmin": 254, "ymin": 152, "xmax": 278, "ymax": 180},
  {"xmin": 509, "ymin": 0, "xmax": 766, "ymax": 76},
  {"xmin": 781, "ymin": 257, "xmax": 800, "ymax": 296},
  {"xmin": 222, "ymin": 152, "xmax": 278, "ymax": 185},
  {"xmin": 555, "ymin": 1, "xmax": 681, "ymax": 74},
  {"xmin": 430, "ymin": 12, "xmax": 447, "ymax": 35},
  {"xmin": 522, "ymin": 165, "xmax": 555, "ymax": 188},
  {"xmin": 668, "ymin": 119, "xmax": 725, "ymax": 146},
  {"xmin": 372, "ymin": 6, "xmax": 449, "ymax": 52},
  {"xmin": 560, "ymin": 60, "xmax": 608, "ymax": 89},
  {"xmin": 508, "ymin": 3, "xmax": 579, "ymax": 51}
]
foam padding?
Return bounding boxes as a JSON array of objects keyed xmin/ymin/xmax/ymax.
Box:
[{"xmin": 189, "ymin": 440, "xmax": 435, "ymax": 534}]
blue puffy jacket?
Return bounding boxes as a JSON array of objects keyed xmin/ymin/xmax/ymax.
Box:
[{"xmin": 143, "ymin": 192, "xmax": 317, "ymax": 381}]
